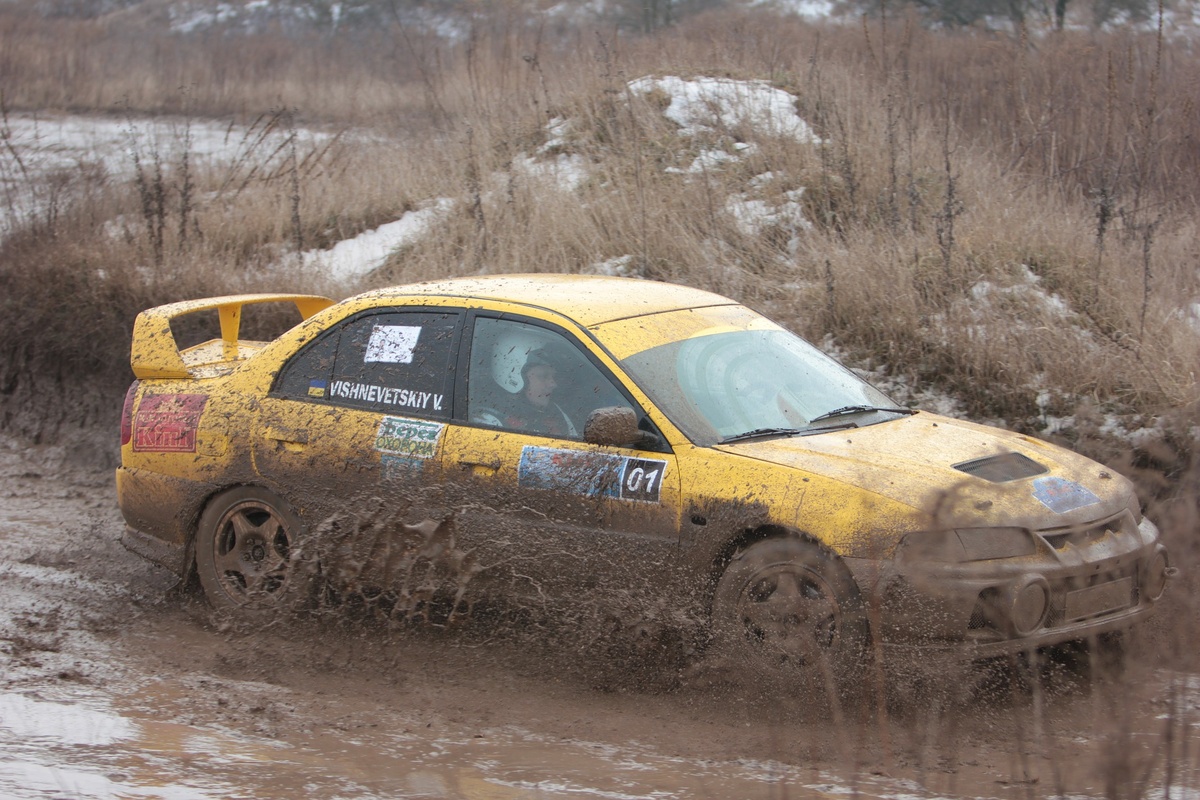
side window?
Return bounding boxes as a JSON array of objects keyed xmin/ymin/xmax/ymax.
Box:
[
  {"xmin": 275, "ymin": 310, "xmax": 459, "ymax": 420},
  {"xmin": 273, "ymin": 328, "xmax": 341, "ymax": 401},
  {"xmin": 465, "ymin": 317, "xmax": 633, "ymax": 440}
]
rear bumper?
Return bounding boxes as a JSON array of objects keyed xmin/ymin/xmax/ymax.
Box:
[
  {"xmin": 115, "ymin": 466, "xmax": 215, "ymax": 579},
  {"xmin": 121, "ymin": 524, "xmax": 189, "ymax": 577}
]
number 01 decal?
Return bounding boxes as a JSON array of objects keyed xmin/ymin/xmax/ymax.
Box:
[
  {"xmin": 621, "ymin": 458, "xmax": 668, "ymax": 503},
  {"xmin": 518, "ymin": 447, "xmax": 668, "ymax": 504}
]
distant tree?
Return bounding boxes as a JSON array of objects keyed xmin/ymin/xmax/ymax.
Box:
[
  {"xmin": 31, "ymin": 0, "xmax": 141, "ymax": 18},
  {"xmin": 852, "ymin": 0, "xmax": 1158, "ymax": 28},
  {"xmin": 1088, "ymin": 0, "xmax": 1157, "ymax": 26},
  {"xmin": 643, "ymin": 0, "xmax": 674, "ymax": 31},
  {"xmin": 606, "ymin": 0, "xmax": 731, "ymax": 31}
]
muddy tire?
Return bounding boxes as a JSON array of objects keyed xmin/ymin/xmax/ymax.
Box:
[
  {"xmin": 711, "ymin": 537, "xmax": 868, "ymax": 692},
  {"xmin": 195, "ymin": 486, "xmax": 312, "ymax": 615}
]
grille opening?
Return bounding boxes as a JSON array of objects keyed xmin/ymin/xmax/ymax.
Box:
[
  {"xmin": 967, "ymin": 588, "xmax": 1000, "ymax": 630},
  {"xmin": 954, "ymin": 452, "xmax": 1048, "ymax": 483},
  {"xmin": 1044, "ymin": 523, "xmax": 1111, "ymax": 550},
  {"xmin": 1043, "ymin": 514, "xmax": 1133, "ymax": 551}
]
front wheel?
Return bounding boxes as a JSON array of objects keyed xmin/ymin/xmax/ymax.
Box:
[
  {"xmin": 711, "ymin": 536, "xmax": 868, "ymax": 688},
  {"xmin": 195, "ymin": 486, "xmax": 311, "ymax": 615}
]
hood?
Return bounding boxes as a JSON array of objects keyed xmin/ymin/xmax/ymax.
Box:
[{"xmin": 715, "ymin": 412, "xmax": 1133, "ymax": 531}]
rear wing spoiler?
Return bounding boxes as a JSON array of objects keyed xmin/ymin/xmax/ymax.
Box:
[{"xmin": 130, "ymin": 294, "xmax": 334, "ymax": 380}]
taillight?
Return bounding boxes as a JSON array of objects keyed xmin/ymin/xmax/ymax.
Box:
[{"xmin": 120, "ymin": 380, "xmax": 140, "ymax": 447}]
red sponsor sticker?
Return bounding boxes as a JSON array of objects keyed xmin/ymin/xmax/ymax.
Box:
[{"xmin": 132, "ymin": 394, "xmax": 208, "ymax": 453}]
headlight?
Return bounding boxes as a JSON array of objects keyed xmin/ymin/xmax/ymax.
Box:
[
  {"xmin": 955, "ymin": 527, "xmax": 1036, "ymax": 560},
  {"xmin": 899, "ymin": 527, "xmax": 1036, "ymax": 563}
]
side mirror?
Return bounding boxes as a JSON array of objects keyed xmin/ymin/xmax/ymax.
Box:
[{"xmin": 584, "ymin": 406, "xmax": 640, "ymax": 447}]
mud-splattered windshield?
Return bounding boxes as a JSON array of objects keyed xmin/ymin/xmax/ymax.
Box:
[{"xmin": 620, "ymin": 325, "xmax": 904, "ymax": 446}]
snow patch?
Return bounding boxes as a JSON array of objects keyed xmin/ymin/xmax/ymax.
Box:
[
  {"xmin": 967, "ymin": 264, "xmax": 1071, "ymax": 320},
  {"xmin": 746, "ymin": 0, "xmax": 838, "ymax": 19},
  {"xmin": 628, "ymin": 76, "xmax": 820, "ymax": 143},
  {"xmin": 586, "ymin": 255, "xmax": 641, "ymax": 278},
  {"xmin": 666, "ymin": 147, "xmax": 750, "ymax": 175},
  {"xmin": 537, "ymin": 117, "xmax": 574, "ymax": 154},
  {"xmin": 301, "ymin": 199, "xmax": 454, "ymax": 284},
  {"xmin": 544, "ymin": 0, "xmax": 617, "ymax": 24},
  {"xmin": 725, "ymin": 188, "xmax": 812, "ymax": 254},
  {"xmin": 514, "ymin": 153, "xmax": 590, "ymax": 193},
  {"xmin": 0, "ymin": 112, "xmax": 330, "ymax": 241}
]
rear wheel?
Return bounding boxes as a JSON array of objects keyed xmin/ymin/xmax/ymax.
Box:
[
  {"xmin": 712, "ymin": 537, "xmax": 868, "ymax": 689},
  {"xmin": 195, "ymin": 487, "xmax": 311, "ymax": 615}
]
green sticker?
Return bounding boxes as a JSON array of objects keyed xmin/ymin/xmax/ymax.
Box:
[{"xmin": 374, "ymin": 417, "xmax": 444, "ymax": 459}]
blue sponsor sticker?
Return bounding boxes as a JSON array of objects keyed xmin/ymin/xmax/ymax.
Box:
[
  {"xmin": 518, "ymin": 446, "xmax": 667, "ymax": 503},
  {"xmin": 381, "ymin": 454, "xmax": 423, "ymax": 479},
  {"xmin": 1032, "ymin": 476, "xmax": 1101, "ymax": 514}
]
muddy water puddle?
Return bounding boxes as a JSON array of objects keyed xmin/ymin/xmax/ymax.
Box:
[
  {"xmin": 3, "ymin": 664, "xmax": 1199, "ymax": 800},
  {"xmin": 0, "ymin": 679, "xmax": 940, "ymax": 800}
]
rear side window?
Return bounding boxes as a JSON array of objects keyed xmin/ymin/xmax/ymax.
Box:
[
  {"xmin": 274, "ymin": 310, "xmax": 459, "ymax": 419},
  {"xmin": 273, "ymin": 329, "xmax": 341, "ymax": 400}
]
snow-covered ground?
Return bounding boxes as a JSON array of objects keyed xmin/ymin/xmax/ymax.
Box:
[{"xmin": 0, "ymin": 112, "xmax": 330, "ymax": 238}]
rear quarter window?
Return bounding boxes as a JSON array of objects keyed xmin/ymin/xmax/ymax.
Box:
[{"xmin": 273, "ymin": 309, "xmax": 460, "ymax": 420}]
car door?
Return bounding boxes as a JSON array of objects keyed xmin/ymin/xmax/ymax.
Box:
[
  {"xmin": 439, "ymin": 313, "xmax": 683, "ymax": 606},
  {"xmin": 253, "ymin": 307, "xmax": 461, "ymax": 529}
]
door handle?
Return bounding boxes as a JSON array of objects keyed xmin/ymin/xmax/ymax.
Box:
[
  {"xmin": 459, "ymin": 457, "xmax": 501, "ymax": 471},
  {"xmin": 265, "ymin": 426, "xmax": 309, "ymax": 445}
]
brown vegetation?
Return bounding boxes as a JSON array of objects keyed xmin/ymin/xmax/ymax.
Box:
[{"xmin": 0, "ymin": 7, "xmax": 1195, "ymax": 464}]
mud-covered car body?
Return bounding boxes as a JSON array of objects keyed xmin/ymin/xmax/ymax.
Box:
[{"xmin": 117, "ymin": 276, "xmax": 1172, "ymax": 668}]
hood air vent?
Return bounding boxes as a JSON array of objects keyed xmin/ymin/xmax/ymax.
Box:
[{"xmin": 954, "ymin": 452, "xmax": 1048, "ymax": 483}]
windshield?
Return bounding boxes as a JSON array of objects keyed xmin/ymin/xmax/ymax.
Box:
[{"xmin": 620, "ymin": 324, "xmax": 902, "ymax": 445}]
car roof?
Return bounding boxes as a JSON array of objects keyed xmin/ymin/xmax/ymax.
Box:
[{"xmin": 356, "ymin": 274, "xmax": 739, "ymax": 327}]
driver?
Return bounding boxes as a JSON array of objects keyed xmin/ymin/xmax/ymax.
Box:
[{"xmin": 503, "ymin": 349, "xmax": 578, "ymax": 437}]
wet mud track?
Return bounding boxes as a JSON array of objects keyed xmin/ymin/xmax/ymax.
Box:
[{"xmin": 1, "ymin": 435, "xmax": 1197, "ymax": 799}]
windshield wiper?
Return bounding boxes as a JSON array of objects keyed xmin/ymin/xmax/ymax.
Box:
[
  {"xmin": 720, "ymin": 407, "xmax": 915, "ymax": 444},
  {"xmin": 719, "ymin": 427, "xmax": 808, "ymax": 444},
  {"xmin": 807, "ymin": 405, "xmax": 917, "ymax": 425}
]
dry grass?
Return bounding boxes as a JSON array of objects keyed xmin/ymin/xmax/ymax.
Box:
[{"xmin": 0, "ymin": 7, "xmax": 1196, "ymax": 449}]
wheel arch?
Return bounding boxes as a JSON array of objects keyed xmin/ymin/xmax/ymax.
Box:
[
  {"xmin": 705, "ymin": 524, "xmax": 869, "ymax": 628},
  {"xmin": 183, "ymin": 482, "xmax": 295, "ymax": 591},
  {"xmin": 191, "ymin": 482, "xmax": 313, "ymax": 613}
]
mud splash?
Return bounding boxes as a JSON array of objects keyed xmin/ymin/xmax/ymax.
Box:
[
  {"xmin": 300, "ymin": 498, "xmax": 707, "ymax": 692},
  {"xmin": 3, "ymin": 436, "xmax": 1200, "ymax": 800}
]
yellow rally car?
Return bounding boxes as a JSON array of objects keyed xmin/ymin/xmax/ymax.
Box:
[{"xmin": 117, "ymin": 275, "xmax": 1173, "ymax": 675}]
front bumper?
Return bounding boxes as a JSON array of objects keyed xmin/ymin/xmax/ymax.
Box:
[{"xmin": 847, "ymin": 513, "xmax": 1175, "ymax": 657}]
